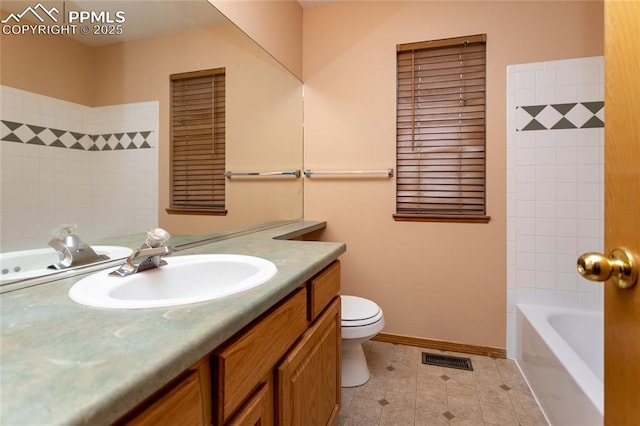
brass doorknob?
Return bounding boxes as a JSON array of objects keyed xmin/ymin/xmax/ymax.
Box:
[{"xmin": 577, "ymin": 248, "xmax": 638, "ymax": 289}]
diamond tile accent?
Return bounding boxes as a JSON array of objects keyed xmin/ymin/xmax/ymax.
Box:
[
  {"xmin": 59, "ymin": 132, "xmax": 77, "ymax": 148},
  {"xmin": 51, "ymin": 128, "xmax": 66, "ymax": 138},
  {"xmin": 551, "ymin": 103, "xmax": 577, "ymax": 115},
  {"xmin": 521, "ymin": 105, "xmax": 545, "ymax": 117},
  {"xmin": 551, "ymin": 117, "xmax": 576, "ymax": 130},
  {"xmin": 3, "ymin": 132, "xmax": 21, "ymax": 143},
  {"xmin": 582, "ymin": 101, "xmax": 604, "ymax": 114},
  {"xmin": 79, "ymin": 135, "xmax": 93, "ymax": 150},
  {"xmin": 2, "ymin": 120, "xmax": 22, "ymax": 131},
  {"xmin": 442, "ymin": 411, "xmax": 455, "ymax": 420},
  {"xmin": 378, "ymin": 398, "xmax": 390, "ymax": 406},
  {"xmin": 0, "ymin": 120, "xmax": 153, "ymax": 151},
  {"xmin": 26, "ymin": 136, "xmax": 45, "ymax": 145},
  {"xmin": 0, "ymin": 122, "xmax": 11, "ymax": 139},
  {"xmin": 386, "ymin": 365, "xmax": 395, "ymax": 371},
  {"xmin": 536, "ymin": 106, "xmax": 563, "ymax": 129},
  {"xmin": 39, "ymin": 128, "xmax": 57, "ymax": 145},
  {"xmin": 440, "ymin": 374, "xmax": 450, "ymax": 381},
  {"xmin": 27, "ymin": 124, "xmax": 46, "ymax": 134},
  {"xmin": 13, "ymin": 124, "xmax": 34, "ymax": 142},
  {"xmin": 70, "ymin": 131, "xmax": 85, "ymax": 140},
  {"xmin": 582, "ymin": 116, "xmax": 604, "ymax": 128},
  {"xmin": 565, "ymin": 103, "xmax": 593, "ymax": 128},
  {"xmin": 500, "ymin": 384, "xmax": 512, "ymax": 391},
  {"xmin": 516, "ymin": 101, "xmax": 604, "ymax": 131},
  {"xmin": 522, "ymin": 119, "xmax": 546, "ymax": 131},
  {"xmin": 515, "ymin": 106, "xmax": 535, "ymax": 130},
  {"xmin": 133, "ymin": 132, "xmax": 145, "ymax": 147}
]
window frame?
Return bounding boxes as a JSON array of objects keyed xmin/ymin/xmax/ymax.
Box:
[
  {"xmin": 394, "ymin": 34, "xmax": 490, "ymax": 224},
  {"xmin": 167, "ymin": 67, "xmax": 227, "ymax": 216}
]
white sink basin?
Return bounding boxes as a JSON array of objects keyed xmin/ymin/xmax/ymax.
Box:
[
  {"xmin": 0, "ymin": 246, "xmax": 133, "ymax": 283},
  {"xmin": 68, "ymin": 254, "xmax": 278, "ymax": 309}
]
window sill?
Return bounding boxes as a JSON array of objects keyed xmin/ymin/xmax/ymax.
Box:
[
  {"xmin": 166, "ymin": 208, "xmax": 228, "ymax": 216},
  {"xmin": 393, "ymin": 213, "xmax": 491, "ymax": 224}
]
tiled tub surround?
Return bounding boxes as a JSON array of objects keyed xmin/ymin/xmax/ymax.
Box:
[
  {"xmin": 506, "ymin": 57, "xmax": 604, "ymax": 425},
  {"xmin": 0, "ymin": 86, "xmax": 159, "ymax": 252},
  {"xmin": 506, "ymin": 56, "xmax": 605, "ymax": 358}
]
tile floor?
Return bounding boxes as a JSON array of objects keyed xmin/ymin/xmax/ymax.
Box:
[{"xmin": 338, "ymin": 341, "xmax": 548, "ymax": 426}]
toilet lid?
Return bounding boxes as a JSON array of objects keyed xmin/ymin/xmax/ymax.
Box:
[{"xmin": 341, "ymin": 295, "xmax": 382, "ymax": 326}]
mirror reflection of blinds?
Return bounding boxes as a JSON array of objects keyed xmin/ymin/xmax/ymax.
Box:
[
  {"xmin": 396, "ymin": 35, "xmax": 486, "ymax": 217},
  {"xmin": 170, "ymin": 68, "xmax": 225, "ymax": 210}
]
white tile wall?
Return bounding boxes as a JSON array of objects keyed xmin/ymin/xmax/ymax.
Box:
[
  {"xmin": 506, "ymin": 57, "xmax": 604, "ymax": 358},
  {"xmin": 0, "ymin": 86, "xmax": 158, "ymax": 252}
]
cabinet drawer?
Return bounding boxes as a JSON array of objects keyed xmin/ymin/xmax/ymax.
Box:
[
  {"xmin": 308, "ymin": 260, "xmax": 341, "ymax": 322},
  {"xmin": 123, "ymin": 370, "xmax": 204, "ymax": 426},
  {"xmin": 213, "ymin": 287, "xmax": 308, "ymax": 424}
]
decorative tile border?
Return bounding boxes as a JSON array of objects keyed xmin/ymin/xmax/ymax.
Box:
[
  {"xmin": 0, "ymin": 120, "xmax": 153, "ymax": 151},
  {"xmin": 516, "ymin": 102, "xmax": 604, "ymax": 131}
]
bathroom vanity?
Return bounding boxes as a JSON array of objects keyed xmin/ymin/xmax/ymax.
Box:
[
  {"xmin": 0, "ymin": 221, "xmax": 345, "ymax": 425},
  {"xmin": 122, "ymin": 261, "xmax": 341, "ymax": 425}
]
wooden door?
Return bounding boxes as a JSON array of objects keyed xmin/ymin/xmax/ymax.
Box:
[{"xmin": 604, "ymin": 1, "xmax": 640, "ymax": 424}]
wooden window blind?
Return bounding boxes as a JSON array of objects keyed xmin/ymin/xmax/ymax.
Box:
[
  {"xmin": 168, "ymin": 68, "xmax": 226, "ymax": 215},
  {"xmin": 394, "ymin": 34, "xmax": 490, "ymax": 223}
]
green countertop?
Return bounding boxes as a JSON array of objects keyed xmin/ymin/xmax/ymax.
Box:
[{"xmin": 0, "ymin": 220, "xmax": 345, "ymax": 425}]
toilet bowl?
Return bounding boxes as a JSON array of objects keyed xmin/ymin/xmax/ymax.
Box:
[{"xmin": 341, "ymin": 295, "xmax": 385, "ymax": 387}]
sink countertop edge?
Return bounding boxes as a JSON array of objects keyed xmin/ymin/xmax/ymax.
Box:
[{"xmin": 0, "ymin": 220, "xmax": 345, "ymax": 426}]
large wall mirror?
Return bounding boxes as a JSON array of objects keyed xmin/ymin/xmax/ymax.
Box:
[{"xmin": 0, "ymin": 0, "xmax": 303, "ymax": 284}]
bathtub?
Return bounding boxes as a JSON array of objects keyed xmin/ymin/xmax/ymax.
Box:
[{"xmin": 516, "ymin": 304, "xmax": 603, "ymax": 426}]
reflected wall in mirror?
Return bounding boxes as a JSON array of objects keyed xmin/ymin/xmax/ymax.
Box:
[{"xmin": 0, "ymin": 1, "xmax": 303, "ymax": 260}]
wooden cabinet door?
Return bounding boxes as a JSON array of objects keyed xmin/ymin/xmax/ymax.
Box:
[
  {"xmin": 277, "ymin": 298, "xmax": 341, "ymax": 426},
  {"xmin": 226, "ymin": 380, "xmax": 273, "ymax": 426},
  {"xmin": 214, "ymin": 288, "xmax": 308, "ymax": 424}
]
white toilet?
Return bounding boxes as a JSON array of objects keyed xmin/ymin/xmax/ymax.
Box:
[{"xmin": 341, "ymin": 295, "xmax": 385, "ymax": 387}]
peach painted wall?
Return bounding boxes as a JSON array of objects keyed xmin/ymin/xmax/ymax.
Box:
[
  {"xmin": 210, "ymin": 0, "xmax": 303, "ymax": 80},
  {"xmin": 303, "ymin": 1, "xmax": 603, "ymax": 349},
  {"xmin": 0, "ymin": 13, "xmax": 94, "ymax": 105},
  {"xmin": 92, "ymin": 22, "xmax": 303, "ymax": 235}
]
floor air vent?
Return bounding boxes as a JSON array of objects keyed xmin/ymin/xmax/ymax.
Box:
[{"xmin": 421, "ymin": 352, "xmax": 473, "ymax": 371}]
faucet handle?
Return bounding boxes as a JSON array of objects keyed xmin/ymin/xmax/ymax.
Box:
[
  {"xmin": 109, "ymin": 230, "xmax": 175, "ymax": 277},
  {"xmin": 144, "ymin": 228, "xmax": 171, "ymax": 248},
  {"xmin": 51, "ymin": 223, "xmax": 77, "ymax": 239}
]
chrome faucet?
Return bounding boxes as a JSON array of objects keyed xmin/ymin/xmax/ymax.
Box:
[
  {"xmin": 110, "ymin": 228, "xmax": 176, "ymax": 277},
  {"xmin": 48, "ymin": 224, "xmax": 109, "ymax": 270}
]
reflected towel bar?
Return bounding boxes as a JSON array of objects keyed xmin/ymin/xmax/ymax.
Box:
[
  {"xmin": 303, "ymin": 168, "xmax": 394, "ymax": 178},
  {"xmin": 224, "ymin": 170, "xmax": 301, "ymax": 178}
]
